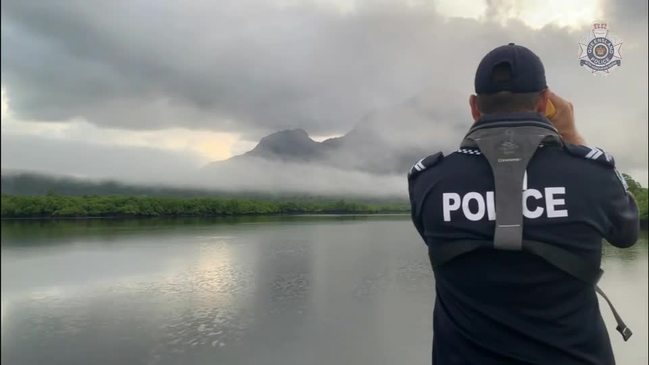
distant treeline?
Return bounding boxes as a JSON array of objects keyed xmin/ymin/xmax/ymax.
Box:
[
  {"xmin": 0, "ymin": 195, "xmax": 410, "ymax": 218},
  {"xmin": 0, "ymin": 172, "xmax": 405, "ymax": 203},
  {"xmin": 0, "ymin": 172, "xmax": 646, "ymax": 223}
]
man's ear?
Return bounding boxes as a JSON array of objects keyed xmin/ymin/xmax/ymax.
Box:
[
  {"xmin": 469, "ymin": 94, "xmax": 481, "ymax": 122},
  {"xmin": 536, "ymin": 89, "xmax": 550, "ymax": 114}
]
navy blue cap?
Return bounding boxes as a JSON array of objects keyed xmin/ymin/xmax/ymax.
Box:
[{"xmin": 474, "ymin": 43, "xmax": 547, "ymax": 94}]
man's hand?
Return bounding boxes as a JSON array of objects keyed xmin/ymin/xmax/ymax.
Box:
[{"xmin": 547, "ymin": 91, "xmax": 586, "ymax": 145}]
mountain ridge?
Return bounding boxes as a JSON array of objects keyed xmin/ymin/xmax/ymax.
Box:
[{"xmin": 207, "ymin": 124, "xmax": 429, "ymax": 175}]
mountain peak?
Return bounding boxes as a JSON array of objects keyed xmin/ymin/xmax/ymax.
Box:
[
  {"xmin": 260, "ymin": 128, "xmax": 311, "ymax": 143},
  {"xmin": 246, "ymin": 128, "xmax": 320, "ymax": 160}
]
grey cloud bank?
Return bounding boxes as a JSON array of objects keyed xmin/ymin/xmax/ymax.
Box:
[
  {"xmin": 1, "ymin": 0, "xmax": 647, "ymax": 191},
  {"xmin": 1, "ymin": 133, "xmax": 409, "ymax": 198},
  {"xmin": 1, "ymin": 134, "xmax": 204, "ymax": 183}
]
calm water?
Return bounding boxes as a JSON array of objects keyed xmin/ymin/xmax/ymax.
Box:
[{"xmin": 1, "ymin": 216, "xmax": 647, "ymax": 365}]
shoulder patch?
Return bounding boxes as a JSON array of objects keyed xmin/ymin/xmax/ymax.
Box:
[
  {"xmin": 408, "ymin": 152, "xmax": 444, "ymax": 179},
  {"xmin": 456, "ymin": 147, "xmax": 482, "ymax": 155},
  {"xmin": 564, "ymin": 144, "xmax": 615, "ymax": 168}
]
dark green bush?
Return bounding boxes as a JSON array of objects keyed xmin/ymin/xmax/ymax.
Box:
[{"xmin": 0, "ymin": 195, "xmax": 409, "ymax": 218}]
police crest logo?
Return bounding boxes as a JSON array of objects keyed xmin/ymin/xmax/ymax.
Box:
[
  {"xmin": 498, "ymin": 129, "xmax": 519, "ymax": 155},
  {"xmin": 578, "ymin": 21, "xmax": 622, "ymax": 75}
]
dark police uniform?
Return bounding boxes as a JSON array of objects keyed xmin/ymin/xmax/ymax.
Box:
[{"xmin": 408, "ymin": 112, "xmax": 639, "ymax": 365}]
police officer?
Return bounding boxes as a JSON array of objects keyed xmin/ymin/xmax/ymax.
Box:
[{"xmin": 408, "ymin": 43, "xmax": 639, "ymax": 365}]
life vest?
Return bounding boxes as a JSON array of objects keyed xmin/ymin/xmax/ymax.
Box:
[{"xmin": 428, "ymin": 119, "xmax": 632, "ymax": 341}]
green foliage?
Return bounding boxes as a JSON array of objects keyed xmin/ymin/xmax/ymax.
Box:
[
  {"xmin": 0, "ymin": 195, "xmax": 410, "ymax": 218},
  {"xmin": 2, "ymin": 173, "xmax": 645, "ymax": 223},
  {"xmin": 623, "ymin": 174, "xmax": 648, "ymax": 221}
]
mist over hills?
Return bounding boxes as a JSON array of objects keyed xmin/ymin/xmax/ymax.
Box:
[
  {"xmin": 206, "ymin": 90, "xmax": 467, "ymax": 176},
  {"xmin": 7, "ymin": 88, "xmax": 644, "ymax": 198},
  {"xmin": 1, "ymin": 88, "xmax": 632, "ymax": 198},
  {"xmin": 207, "ymin": 126, "xmax": 429, "ymax": 175},
  {"xmin": 0, "ymin": 170, "xmax": 408, "ymax": 202},
  {"xmin": 3, "ymin": 91, "xmax": 461, "ymax": 197}
]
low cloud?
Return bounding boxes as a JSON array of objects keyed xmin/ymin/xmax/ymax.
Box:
[
  {"xmin": 1, "ymin": 134, "xmax": 204, "ymax": 183},
  {"xmin": 2, "ymin": 132, "xmax": 409, "ymax": 197},
  {"xmin": 1, "ymin": 0, "xmax": 647, "ymax": 190}
]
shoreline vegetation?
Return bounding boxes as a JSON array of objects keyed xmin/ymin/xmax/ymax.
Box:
[
  {"xmin": 0, "ymin": 174, "xmax": 646, "ymax": 224},
  {"xmin": 0, "ymin": 195, "xmax": 410, "ymax": 219}
]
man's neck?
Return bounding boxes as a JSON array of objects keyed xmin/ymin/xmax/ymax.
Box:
[{"xmin": 475, "ymin": 112, "xmax": 550, "ymax": 127}]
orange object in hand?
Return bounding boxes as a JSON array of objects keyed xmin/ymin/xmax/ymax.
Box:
[{"xmin": 545, "ymin": 99, "xmax": 557, "ymax": 119}]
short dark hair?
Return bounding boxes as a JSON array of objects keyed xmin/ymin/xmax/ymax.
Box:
[{"xmin": 476, "ymin": 62, "xmax": 542, "ymax": 113}]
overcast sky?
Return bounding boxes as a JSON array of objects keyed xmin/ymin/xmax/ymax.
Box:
[{"xmin": 1, "ymin": 0, "xmax": 647, "ymax": 189}]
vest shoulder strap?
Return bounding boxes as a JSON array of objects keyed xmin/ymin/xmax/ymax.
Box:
[
  {"xmin": 429, "ymin": 239, "xmax": 601, "ymax": 284},
  {"xmin": 428, "ymin": 239, "xmax": 632, "ymax": 341}
]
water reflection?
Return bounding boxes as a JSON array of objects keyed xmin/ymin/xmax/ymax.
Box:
[{"xmin": 1, "ymin": 217, "xmax": 646, "ymax": 365}]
